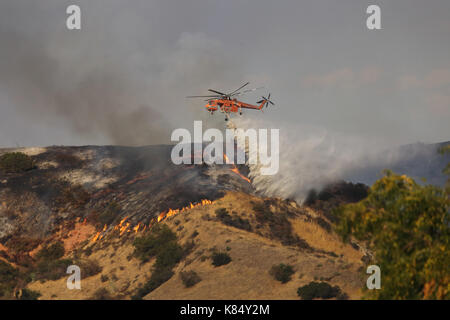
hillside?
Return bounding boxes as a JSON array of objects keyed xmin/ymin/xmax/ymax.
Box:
[{"xmin": 0, "ymin": 146, "xmax": 367, "ymax": 300}]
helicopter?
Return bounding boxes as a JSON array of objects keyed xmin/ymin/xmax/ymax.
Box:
[{"xmin": 187, "ymin": 82, "xmax": 274, "ymax": 121}]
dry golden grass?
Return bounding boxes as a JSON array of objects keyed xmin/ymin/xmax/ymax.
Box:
[
  {"xmin": 145, "ymin": 191, "xmax": 364, "ymax": 299},
  {"xmin": 26, "ymin": 191, "xmax": 364, "ymax": 300},
  {"xmin": 27, "ymin": 237, "xmax": 153, "ymax": 300},
  {"xmin": 289, "ymin": 217, "xmax": 361, "ymax": 264}
]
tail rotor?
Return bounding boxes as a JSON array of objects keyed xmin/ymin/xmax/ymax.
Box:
[{"xmin": 257, "ymin": 93, "xmax": 275, "ymax": 108}]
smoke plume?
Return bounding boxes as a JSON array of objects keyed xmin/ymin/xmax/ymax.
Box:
[
  {"xmin": 230, "ymin": 117, "xmax": 432, "ymax": 203},
  {"xmin": 0, "ymin": 2, "xmax": 245, "ymax": 146}
]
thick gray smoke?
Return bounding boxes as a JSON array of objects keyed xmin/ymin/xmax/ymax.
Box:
[
  {"xmin": 231, "ymin": 117, "xmax": 441, "ymax": 203},
  {"xmin": 0, "ymin": 35, "xmax": 167, "ymax": 145},
  {"xmin": 0, "ymin": 2, "xmax": 245, "ymax": 146},
  {"xmin": 1, "ymin": 1, "xmax": 449, "ymax": 148}
]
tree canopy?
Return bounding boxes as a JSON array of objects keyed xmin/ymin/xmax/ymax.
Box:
[{"xmin": 335, "ymin": 169, "xmax": 449, "ymax": 299}]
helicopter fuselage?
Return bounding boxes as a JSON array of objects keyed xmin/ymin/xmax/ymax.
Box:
[{"xmin": 205, "ymin": 98, "xmax": 264, "ymax": 114}]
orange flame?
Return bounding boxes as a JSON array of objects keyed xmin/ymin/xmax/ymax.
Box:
[
  {"xmin": 119, "ymin": 222, "xmax": 130, "ymax": 236},
  {"xmin": 156, "ymin": 199, "xmax": 214, "ymax": 223},
  {"xmin": 91, "ymin": 231, "xmax": 101, "ymax": 243},
  {"xmin": 157, "ymin": 212, "xmax": 166, "ymax": 223},
  {"xmin": 119, "ymin": 216, "xmax": 128, "ymax": 226},
  {"xmin": 91, "ymin": 199, "xmax": 214, "ymax": 243},
  {"xmin": 223, "ymin": 154, "xmax": 251, "ymax": 183}
]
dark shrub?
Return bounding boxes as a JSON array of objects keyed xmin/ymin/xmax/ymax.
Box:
[
  {"xmin": 90, "ymin": 288, "xmax": 116, "ymax": 300},
  {"xmin": 233, "ymin": 216, "xmax": 252, "ymax": 231},
  {"xmin": 191, "ymin": 230, "xmax": 199, "ymax": 238},
  {"xmin": 11, "ymin": 252, "xmax": 34, "ymax": 268},
  {"xmin": 270, "ymin": 264, "xmax": 295, "ymax": 283},
  {"xmin": 215, "ymin": 208, "xmax": 232, "ymax": 223},
  {"xmin": 132, "ymin": 267, "xmax": 174, "ymax": 300},
  {"xmin": 215, "ymin": 208, "xmax": 252, "ymax": 231},
  {"xmin": 83, "ymin": 246, "xmax": 93, "ymax": 257},
  {"xmin": 19, "ymin": 288, "xmax": 41, "ymax": 300},
  {"xmin": 132, "ymin": 225, "xmax": 184, "ymax": 299},
  {"xmin": 314, "ymin": 217, "xmax": 331, "ymax": 233},
  {"xmin": 36, "ymin": 259, "xmax": 73, "ymax": 281},
  {"xmin": 79, "ymin": 259, "xmax": 102, "ymax": 278},
  {"xmin": 0, "ymin": 152, "xmax": 34, "ymax": 173},
  {"xmin": 154, "ymin": 242, "xmax": 184, "ymax": 269},
  {"xmin": 297, "ymin": 281, "xmax": 342, "ymax": 300},
  {"xmin": 252, "ymin": 202, "xmax": 273, "ymax": 222},
  {"xmin": 133, "ymin": 224, "xmax": 177, "ymax": 262},
  {"xmin": 99, "ymin": 201, "xmax": 121, "ymax": 226},
  {"xmin": 252, "ymin": 202, "xmax": 308, "ymax": 248},
  {"xmin": 180, "ymin": 270, "xmax": 201, "ymax": 288},
  {"xmin": 0, "ymin": 260, "xmax": 19, "ymax": 298},
  {"xmin": 6, "ymin": 237, "xmax": 41, "ymax": 254},
  {"xmin": 211, "ymin": 252, "xmax": 231, "ymax": 267},
  {"xmin": 36, "ymin": 241, "xmax": 65, "ymax": 261}
]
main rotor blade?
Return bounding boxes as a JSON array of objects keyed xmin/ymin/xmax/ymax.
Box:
[
  {"xmin": 232, "ymin": 86, "xmax": 265, "ymax": 97},
  {"xmin": 229, "ymin": 82, "xmax": 250, "ymax": 95},
  {"xmin": 186, "ymin": 95, "xmax": 221, "ymax": 98},
  {"xmin": 243, "ymin": 86, "xmax": 264, "ymax": 93},
  {"xmin": 208, "ymin": 89, "xmax": 227, "ymax": 95}
]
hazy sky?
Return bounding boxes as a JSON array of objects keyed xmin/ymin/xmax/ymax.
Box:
[{"xmin": 0, "ymin": 0, "xmax": 449, "ymax": 147}]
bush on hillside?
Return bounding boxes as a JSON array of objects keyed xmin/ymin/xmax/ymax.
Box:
[
  {"xmin": 78, "ymin": 259, "xmax": 102, "ymax": 278},
  {"xmin": 211, "ymin": 252, "xmax": 232, "ymax": 267},
  {"xmin": 180, "ymin": 270, "xmax": 202, "ymax": 288},
  {"xmin": 133, "ymin": 225, "xmax": 179, "ymax": 261},
  {"xmin": 0, "ymin": 260, "xmax": 20, "ymax": 298},
  {"xmin": 18, "ymin": 288, "xmax": 41, "ymax": 300},
  {"xmin": 270, "ymin": 264, "xmax": 295, "ymax": 283},
  {"xmin": 35, "ymin": 241, "xmax": 65, "ymax": 261},
  {"xmin": 297, "ymin": 281, "xmax": 342, "ymax": 300},
  {"xmin": 90, "ymin": 288, "xmax": 116, "ymax": 300},
  {"xmin": 215, "ymin": 208, "xmax": 251, "ymax": 231},
  {"xmin": 36, "ymin": 259, "xmax": 73, "ymax": 281},
  {"xmin": 132, "ymin": 225, "xmax": 184, "ymax": 299},
  {"xmin": 0, "ymin": 152, "xmax": 34, "ymax": 173}
]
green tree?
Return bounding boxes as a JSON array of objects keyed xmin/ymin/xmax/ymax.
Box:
[
  {"xmin": 131, "ymin": 225, "xmax": 184, "ymax": 299},
  {"xmin": 335, "ymin": 170, "xmax": 449, "ymax": 299}
]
